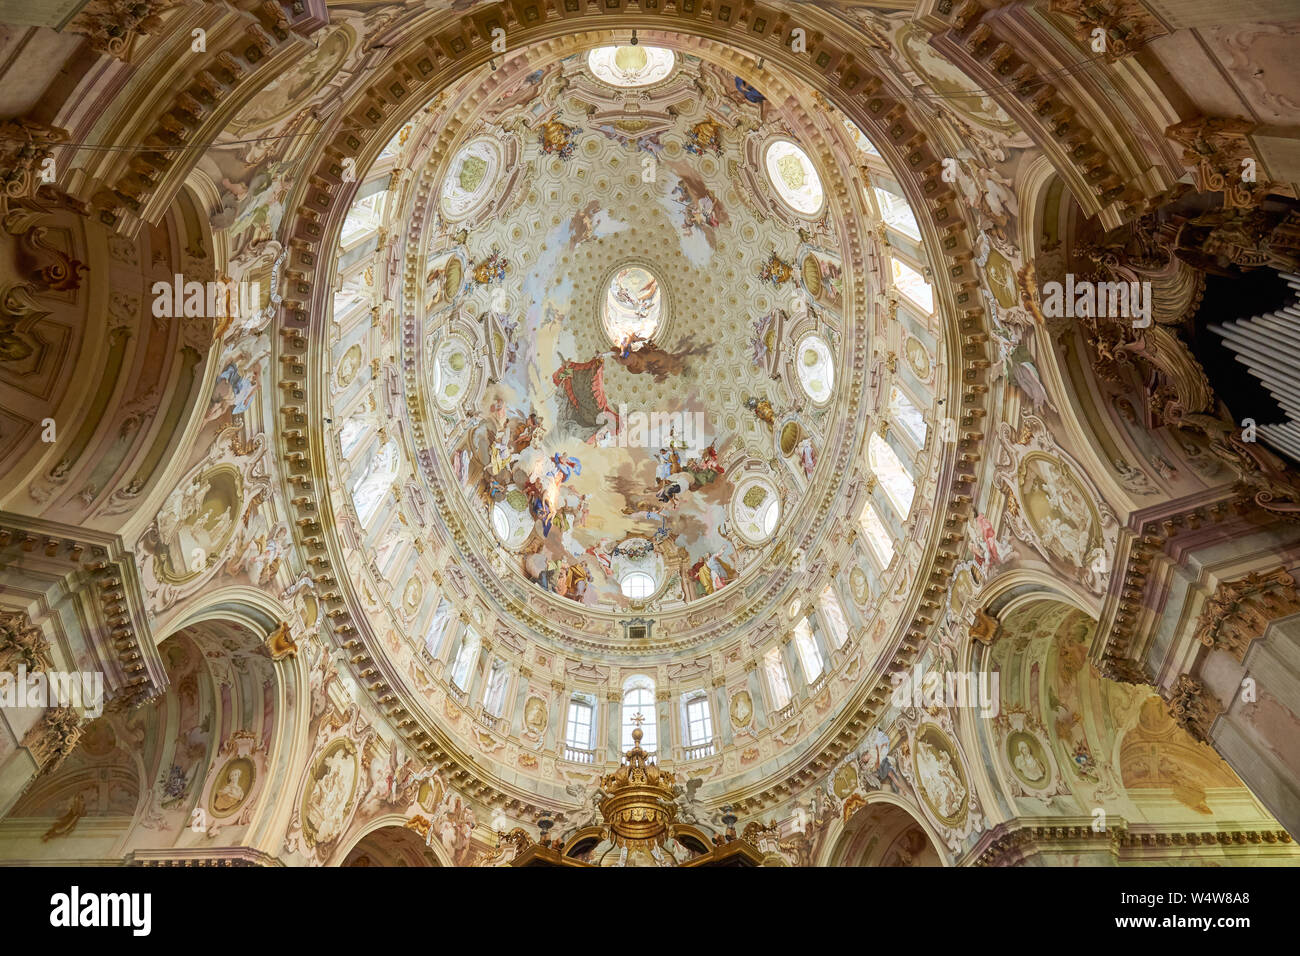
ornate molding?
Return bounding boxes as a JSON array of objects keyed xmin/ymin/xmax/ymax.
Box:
[
  {"xmin": 264, "ymin": 4, "xmax": 991, "ymax": 814},
  {"xmin": 66, "ymin": 0, "xmax": 182, "ymax": 62},
  {"xmin": 1165, "ymin": 116, "xmax": 1274, "ymax": 210},
  {"xmin": 20, "ymin": 706, "xmax": 82, "ymax": 776},
  {"xmin": 0, "ymin": 610, "xmax": 51, "ymax": 675},
  {"xmin": 972, "ymin": 817, "xmax": 1293, "ymax": 866},
  {"xmin": 1194, "ymin": 568, "xmax": 1300, "ymax": 662},
  {"xmin": 939, "ymin": 0, "xmax": 1164, "ymax": 225},
  {"xmin": 1048, "ymin": 0, "xmax": 1161, "ymax": 62},
  {"xmin": 1165, "ymin": 674, "xmax": 1221, "ymax": 745},
  {"xmin": 0, "ymin": 120, "xmax": 70, "ymax": 217},
  {"xmin": 0, "ymin": 518, "xmax": 167, "ymax": 710},
  {"xmin": 126, "ymin": 847, "xmax": 284, "ymax": 866}
]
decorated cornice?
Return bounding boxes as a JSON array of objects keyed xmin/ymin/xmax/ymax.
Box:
[
  {"xmin": 78, "ymin": 1, "xmax": 325, "ymax": 238},
  {"xmin": 1094, "ymin": 490, "xmax": 1258, "ymax": 686},
  {"xmin": 387, "ymin": 36, "xmax": 878, "ymax": 655},
  {"xmin": 931, "ymin": 0, "xmax": 1181, "ymax": 228},
  {"xmin": 0, "ymin": 513, "xmax": 166, "ymax": 709},
  {"xmin": 1165, "ymin": 673, "xmax": 1222, "ymax": 745},
  {"xmin": 970, "ymin": 817, "xmax": 1294, "ymax": 866},
  {"xmin": 125, "ymin": 847, "xmax": 285, "ymax": 867}
]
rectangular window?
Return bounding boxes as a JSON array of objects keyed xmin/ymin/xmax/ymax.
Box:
[
  {"xmin": 821, "ymin": 586, "xmax": 849, "ymax": 649},
  {"xmin": 764, "ymin": 647, "xmax": 792, "ymax": 711},
  {"xmin": 888, "ymin": 385, "xmax": 928, "ymax": 447},
  {"xmin": 869, "ymin": 432, "xmax": 916, "ymax": 519},
  {"xmin": 684, "ymin": 694, "xmax": 713, "ymax": 747},
  {"xmin": 449, "ymin": 628, "xmax": 478, "ymax": 691},
  {"xmin": 873, "ymin": 187, "xmax": 921, "ymax": 241},
  {"xmin": 565, "ymin": 697, "xmax": 594, "ymax": 751},
  {"xmin": 890, "ymin": 257, "xmax": 934, "ymax": 313},
  {"xmin": 859, "ymin": 501, "xmax": 896, "ymax": 568},
  {"xmin": 794, "ymin": 620, "xmax": 824, "ymax": 683},
  {"xmin": 482, "ymin": 658, "xmax": 509, "ymax": 717}
]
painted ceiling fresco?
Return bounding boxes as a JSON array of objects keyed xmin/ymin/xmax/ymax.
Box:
[
  {"xmin": 417, "ymin": 53, "xmax": 848, "ymax": 611},
  {"xmin": 5, "ymin": 0, "xmax": 1300, "ymax": 874}
]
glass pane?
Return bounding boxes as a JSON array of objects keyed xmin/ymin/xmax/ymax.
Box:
[
  {"xmin": 889, "ymin": 385, "xmax": 928, "ymax": 447},
  {"xmin": 869, "ymin": 433, "xmax": 915, "ymax": 519},
  {"xmin": 891, "ymin": 257, "xmax": 933, "ymax": 313},
  {"xmin": 821, "ymin": 586, "xmax": 849, "ymax": 649},
  {"xmin": 858, "ymin": 500, "xmax": 895, "ymax": 566},
  {"xmin": 794, "ymin": 619, "xmax": 823, "ymax": 682},
  {"xmin": 764, "ymin": 648, "xmax": 791, "ymax": 710}
]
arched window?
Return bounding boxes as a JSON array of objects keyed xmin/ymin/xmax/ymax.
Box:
[
  {"xmin": 565, "ymin": 694, "xmax": 596, "ymax": 753},
  {"xmin": 449, "ymin": 627, "xmax": 479, "ymax": 691},
  {"xmin": 764, "ymin": 647, "xmax": 792, "ymax": 711},
  {"xmin": 620, "ymin": 570, "xmax": 656, "ymax": 601},
  {"xmin": 482, "ymin": 658, "xmax": 510, "ymax": 717},
  {"xmin": 869, "ymin": 433, "xmax": 915, "ymax": 519},
  {"xmin": 621, "ymin": 675, "xmax": 657, "ymax": 753},
  {"xmin": 793, "ymin": 618, "xmax": 824, "ymax": 683},
  {"xmin": 820, "ymin": 585, "xmax": 849, "ymax": 649}
]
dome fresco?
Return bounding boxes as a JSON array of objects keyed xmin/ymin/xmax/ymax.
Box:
[
  {"xmin": 390, "ymin": 52, "xmax": 888, "ymax": 624},
  {"xmin": 5, "ymin": 0, "xmax": 1300, "ymax": 884}
]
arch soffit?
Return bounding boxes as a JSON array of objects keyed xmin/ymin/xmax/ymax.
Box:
[{"xmin": 818, "ymin": 789, "xmax": 950, "ymax": 867}]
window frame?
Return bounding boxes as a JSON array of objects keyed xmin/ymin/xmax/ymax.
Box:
[
  {"xmin": 565, "ymin": 695, "xmax": 596, "ymax": 752},
  {"xmin": 621, "ymin": 675, "xmax": 657, "ymax": 753},
  {"xmin": 683, "ymin": 691, "xmax": 714, "ymax": 748}
]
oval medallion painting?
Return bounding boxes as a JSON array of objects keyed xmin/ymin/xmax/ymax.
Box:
[
  {"xmin": 602, "ymin": 264, "xmax": 662, "ymax": 347},
  {"xmin": 1016, "ymin": 452, "xmax": 1100, "ymax": 569},
  {"xmin": 795, "ymin": 333, "xmax": 834, "ymax": 404},
  {"xmin": 730, "ymin": 689, "xmax": 753, "ymax": 730},
  {"xmin": 210, "ymin": 756, "xmax": 256, "ymax": 818},
  {"xmin": 1007, "ymin": 731, "xmax": 1049, "ymax": 787},
  {"xmin": 440, "ymin": 137, "xmax": 501, "ymax": 221},
  {"xmin": 913, "ymin": 724, "xmax": 969, "ymax": 826},
  {"xmin": 301, "ymin": 738, "xmax": 359, "ymax": 847}
]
